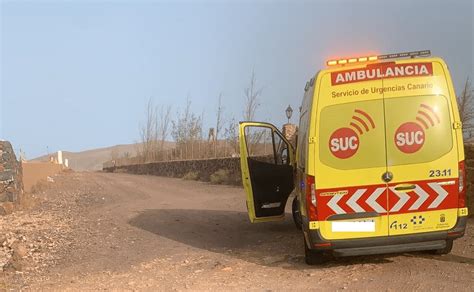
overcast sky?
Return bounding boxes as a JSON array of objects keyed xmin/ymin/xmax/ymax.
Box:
[{"xmin": 1, "ymin": 0, "xmax": 473, "ymax": 158}]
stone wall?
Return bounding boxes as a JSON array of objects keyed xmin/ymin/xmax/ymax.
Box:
[
  {"xmin": 0, "ymin": 141, "xmax": 24, "ymax": 215},
  {"xmin": 104, "ymin": 157, "xmax": 242, "ymax": 185}
]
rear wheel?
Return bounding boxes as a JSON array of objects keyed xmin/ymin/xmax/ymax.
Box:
[
  {"xmin": 292, "ymin": 196, "xmax": 302, "ymax": 230},
  {"xmin": 304, "ymin": 235, "xmax": 328, "ymax": 265},
  {"xmin": 428, "ymin": 239, "xmax": 453, "ymax": 255}
]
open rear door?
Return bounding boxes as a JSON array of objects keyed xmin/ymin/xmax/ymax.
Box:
[{"xmin": 239, "ymin": 122, "xmax": 295, "ymax": 223}]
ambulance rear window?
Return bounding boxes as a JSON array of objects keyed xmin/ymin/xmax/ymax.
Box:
[
  {"xmin": 319, "ymin": 99, "xmax": 386, "ymax": 170},
  {"xmin": 318, "ymin": 94, "xmax": 453, "ymax": 169},
  {"xmin": 385, "ymin": 95, "xmax": 453, "ymax": 166}
]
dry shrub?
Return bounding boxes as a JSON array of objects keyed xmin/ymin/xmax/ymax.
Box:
[
  {"xmin": 30, "ymin": 179, "xmax": 50, "ymax": 194},
  {"xmin": 182, "ymin": 171, "xmax": 199, "ymax": 181},
  {"xmin": 210, "ymin": 169, "xmax": 231, "ymax": 184}
]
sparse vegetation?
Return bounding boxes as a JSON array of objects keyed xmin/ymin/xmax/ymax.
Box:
[
  {"xmin": 114, "ymin": 69, "xmax": 267, "ymax": 165},
  {"xmin": 243, "ymin": 70, "xmax": 262, "ymax": 122},
  {"xmin": 182, "ymin": 171, "xmax": 199, "ymax": 181},
  {"xmin": 138, "ymin": 98, "xmax": 158, "ymax": 163},
  {"xmin": 138, "ymin": 98, "xmax": 172, "ymax": 163},
  {"xmin": 209, "ymin": 169, "xmax": 232, "ymax": 184},
  {"xmin": 171, "ymin": 97, "xmax": 204, "ymax": 160},
  {"xmin": 214, "ymin": 93, "xmax": 224, "ymax": 157}
]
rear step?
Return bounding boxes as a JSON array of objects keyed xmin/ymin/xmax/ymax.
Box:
[{"xmin": 333, "ymin": 240, "xmax": 446, "ymax": 257}]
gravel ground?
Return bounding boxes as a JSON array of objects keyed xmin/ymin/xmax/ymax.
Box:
[{"xmin": 0, "ymin": 172, "xmax": 473, "ymax": 291}]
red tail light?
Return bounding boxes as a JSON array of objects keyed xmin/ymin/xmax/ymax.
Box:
[
  {"xmin": 458, "ymin": 161, "xmax": 466, "ymax": 208},
  {"xmin": 306, "ymin": 175, "xmax": 318, "ymax": 221}
]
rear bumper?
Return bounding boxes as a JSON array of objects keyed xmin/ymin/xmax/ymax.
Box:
[{"xmin": 304, "ymin": 216, "xmax": 468, "ymax": 257}]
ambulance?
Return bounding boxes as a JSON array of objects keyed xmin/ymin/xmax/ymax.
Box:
[{"xmin": 238, "ymin": 50, "xmax": 468, "ymax": 264}]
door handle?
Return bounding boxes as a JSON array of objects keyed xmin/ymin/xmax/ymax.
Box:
[{"xmin": 394, "ymin": 184, "xmax": 416, "ymax": 191}]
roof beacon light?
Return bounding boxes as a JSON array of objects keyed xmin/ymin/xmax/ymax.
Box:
[{"xmin": 326, "ymin": 50, "xmax": 431, "ymax": 67}]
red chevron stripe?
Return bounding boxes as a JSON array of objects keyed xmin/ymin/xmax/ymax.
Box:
[
  {"xmin": 316, "ymin": 178, "xmax": 458, "ymax": 220},
  {"xmin": 387, "ymin": 178, "xmax": 457, "ymax": 215}
]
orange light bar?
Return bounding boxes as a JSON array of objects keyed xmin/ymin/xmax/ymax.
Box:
[{"xmin": 326, "ymin": 50, "xmax": 431, "ymax": 67}]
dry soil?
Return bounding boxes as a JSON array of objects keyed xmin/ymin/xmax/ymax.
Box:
[{"xmin": 1, "ymin": 172, "xmax": 473, "ymax": 291}]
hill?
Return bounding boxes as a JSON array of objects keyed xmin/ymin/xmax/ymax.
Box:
[{"xmin": 32, "ymin": 142, "xmax": 174, "ymax": 171}]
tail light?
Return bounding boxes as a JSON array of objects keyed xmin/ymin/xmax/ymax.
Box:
[
  {"xmin": 458, "ymin": 161, "xmax": 466, "ymax": 208},
  {"xmin": 306, "ymin": 175, "xmax": 318, "ymax": 221}
]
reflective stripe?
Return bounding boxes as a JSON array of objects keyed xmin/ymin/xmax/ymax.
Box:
[
  {"xmin": 389, "ymin": 187, "xmax": 410, "ymax": 212},
  {"xmin": 366, "ymin": 187, "xmax": 386, "ymax": 213},
  {"xmin": 346, "ymin": 189, "xmax": 366, "ymax": 212},
  {"xmin": 427, "ymin": 182, "xmax": 449, "ymax": 209},
  {"xmin": 409, "ymin": 185, "xmax": 429, "ymax": 211},
  {"xmin": 327, "ymin": 194, "xmax": 345, "ymax": 214}
]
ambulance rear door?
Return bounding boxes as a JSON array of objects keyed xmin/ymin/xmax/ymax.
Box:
[
  {"xmin": 313, "ymin": 69, "xmax": 389, "ymax": 240},
  {"xmin": 382, "ymin": 59, "xmax": 460, "ymax": 236}
]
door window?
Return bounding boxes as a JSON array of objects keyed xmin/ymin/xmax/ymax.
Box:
[{"xmin": 244, "ymin": 126, "xmax": 290, "ymax": 165}]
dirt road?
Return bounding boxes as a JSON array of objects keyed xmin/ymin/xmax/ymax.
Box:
[{"xmin": 2, "ymin": 172, "xmax": 473, "ymax": 290}]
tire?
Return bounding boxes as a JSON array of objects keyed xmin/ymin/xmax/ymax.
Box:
[
  {"xmin": 428, "ymin": 239, "xmax": 453, "ymax": 255},
  {"xmin": 304, "ymin": 235, "xmax": 328, "ymax": 265},
  {"xmin": 292, "ymin": 196, "xmax": 302, "ymax": 230}
]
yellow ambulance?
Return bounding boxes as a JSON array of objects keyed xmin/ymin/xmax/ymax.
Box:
[{"xmin": 238, "ymin": 50, "xmax": 468, "ymax": 264}]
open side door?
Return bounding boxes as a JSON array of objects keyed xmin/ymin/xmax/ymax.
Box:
[{"xmin": 239, "ymin": 122, "xmax": 295, "ymax": 223}]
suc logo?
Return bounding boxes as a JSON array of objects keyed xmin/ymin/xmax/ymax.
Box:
[
  {"xmin": 394, "ymin": 103, "xmax": 440, "ymax": 154},
  {"xmin": 329, "ymin": 127, "xmax": 359, "ymax": 159},
  {"xmin": 395, "ymin": 122, "xmax": 425, "ymax": 154},
  {"xmin": 329, "ymin": 109, "xmax": 375, "ymax": 159}
]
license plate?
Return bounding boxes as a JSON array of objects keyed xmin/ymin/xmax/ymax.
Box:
[{"xmin": 332, "ymin": 220, "xmax": 375, "ymax": 232}]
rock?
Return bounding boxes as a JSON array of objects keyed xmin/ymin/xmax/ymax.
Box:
[{"xmin": 12, "ymin": 242, "xmax": 28, "ymax": 259}]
